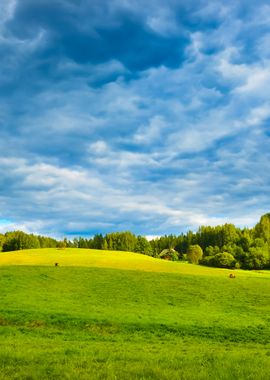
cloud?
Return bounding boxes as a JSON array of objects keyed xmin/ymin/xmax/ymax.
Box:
[
  {"xmin": 5, "ymin": 0, "xmax": 189, "ymax": 72},
  {"xmin": 0, "ymin": 0, "xmax": 270, "ymax": 237},
  {"xmin": 133, "ymin": 115, "xmax": 168, "ymax": 144}
]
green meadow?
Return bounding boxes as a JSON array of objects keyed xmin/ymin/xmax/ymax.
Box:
[{"xmin": 1, "ymin": 249, "xmax": 270, "ymax": 379}]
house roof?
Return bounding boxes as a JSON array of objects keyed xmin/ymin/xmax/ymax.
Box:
[{"xmin": 159, "ymin": 248, "xmax": 177, "ymax": 257}]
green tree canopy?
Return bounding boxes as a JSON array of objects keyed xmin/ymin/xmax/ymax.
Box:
[
  {"xmin": 213, "ymin": 252, "xmax": 236, "ymax": 268},
  {"xmin": 187, "ymin": 245, "xmax": 203, "ymax": 264}
]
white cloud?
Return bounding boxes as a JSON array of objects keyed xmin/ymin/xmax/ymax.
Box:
[
  {"xmin": 1, "ymin": 0, "xmax": 270, "ymax": 237},
  {"xmin": 233, "ymin": 66, "xmax": 270, "ymax": 95},
  {"xmin": 146, "ymin": 8, "xmax": 180, "ymax": 36},
  {"xmin": 89, "ymin": 140, "xmax": 108, "ymax": 154},
  {"xmin": 133, "ymin": 115, "xmax": 167, "ymax": 144}
]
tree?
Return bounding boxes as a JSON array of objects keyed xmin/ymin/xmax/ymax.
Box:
[
  {"xmin": 91, "ymin": 234, "xmax": 104, "ymax": 249},
  {"xmin": 204, "ymin": 245, "xmax": 220, "ymax": 256},
  {"xmin": 57, "ymin": 240, "xmax": 66, "ymax": 249},
  {"xmin": 244, "ymin": 247, "xmax": 269, "ymax": 270},
  {"xmin": 135, "ymin": 236, "xmax": 152, "ymax": 255},
  {"xmin": 0, "ymin": 234, "xmax": 5, "ymax": 251},
  {"xmin": 221, "ymin": 224, "xmax": 240, "ymax": 246},
  {"xmin": 149, "ymin": 238, "xmax": 160, "ymax": 257},
  {"xmin": 2, "ymin": 231, "xmax": 40, "ymax": 251},
  {"xmin": 238, "ymin": 228, "xmax": 252, "ymax": 252},
  {"xmin": 254, "ymin": 213, "xmax": 270, "ymax": 243},
  {"xmin": 187, "ymin": 245, "xmax": 203, "ymax": 264},
  {"xmin": 102, "ymin": 239, "xmax": 108, "ymax": 250}
]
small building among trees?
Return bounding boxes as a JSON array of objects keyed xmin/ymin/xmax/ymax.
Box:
[{"xmin": 159, "ymin": 248, "xmax": 178, "ymax": 261}]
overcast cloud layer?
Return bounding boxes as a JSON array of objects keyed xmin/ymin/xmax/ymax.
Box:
[{"xmin": 0, "ymin": 0, "xmax": 270, "ymax": 237}]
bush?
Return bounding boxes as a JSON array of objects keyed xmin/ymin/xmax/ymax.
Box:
[
  {"xmin": 200, "ymin": 255, "xmax": 216, "ymax": 266},
  {"xmin": 213, "ymin": 252, "xmax": 236, "ymax": 268},
  {"xmin": 243, "ymin": 247, "xmax": 269, "ymax": 269},
  {"xmin": 200, "ymin": 252, "xmax": 236, "ymax": 269},
  {"xmin": 171, "ymin": 252, "xmax": 179, "ymax": 261}
]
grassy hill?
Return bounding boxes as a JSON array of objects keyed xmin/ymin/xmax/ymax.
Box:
[
  {"xmin": 0, "ymin": 247, "xmax": 267, "ymax": 277},
  {"xmin": 1, "ymin": 248, "xmax": 270, "ymax": 379}
]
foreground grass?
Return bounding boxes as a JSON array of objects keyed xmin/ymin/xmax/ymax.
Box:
[{"xmin": 1, "ymin": 250, "xmax": 270, "ymax": 379}]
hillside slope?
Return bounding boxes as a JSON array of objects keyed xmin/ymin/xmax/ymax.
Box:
[{"xmin": 0, "ymin": 248, "xmax": 268, "ymax": 279}]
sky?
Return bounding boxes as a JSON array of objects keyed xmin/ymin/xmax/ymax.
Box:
[{"xmin": 0, "ymin": 0, "xmax": 270, "ymax": 238}]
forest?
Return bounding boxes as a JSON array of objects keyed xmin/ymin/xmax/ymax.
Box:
[{"xmin": 1, "ymin": 213, "xmax": 269, "ymax": 270}]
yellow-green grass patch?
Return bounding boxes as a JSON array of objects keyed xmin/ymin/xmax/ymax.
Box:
[{"xmin": 0, "ymin": 248, "xmax": 269, "ymax": 279}]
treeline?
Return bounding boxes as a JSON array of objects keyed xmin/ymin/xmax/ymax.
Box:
[
  {"xmin": 65, "ymin": 232, "xmax": 153, "ymax": 256},
  {"xmin": 149, "ymin": 213, "xmax": 270, "ymax": 270},
  {"xmin": 0, "ymin": 213, "xmax": 270, "ymax": 270},
  {"xmin": 0, "ymin": 231, "xmax": 58, "ymax": 252}
]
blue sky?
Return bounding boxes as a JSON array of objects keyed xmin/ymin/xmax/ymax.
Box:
[{"xmin": 0, "ymin": 0, "xmax": 270, "ymax": 237}]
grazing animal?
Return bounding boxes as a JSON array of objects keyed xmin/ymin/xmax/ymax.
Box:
[
  {"xmin": 55, "ymin": 263, "xmax": 59, "ymax": 267},
  {"xmin": 229, "ymin": 273, "xmax": 235, "ymax": 279}
]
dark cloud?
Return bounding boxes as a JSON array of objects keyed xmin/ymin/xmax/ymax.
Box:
[
  {"xmin": 0, "ymin": 0, "xmax": 270, "ymax": 236},
  {"xmin": 7, "ymin": 0, "xmax": 189, "ymax": 72}
]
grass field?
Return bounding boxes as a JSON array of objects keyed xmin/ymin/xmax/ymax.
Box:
[{"xmin": 1, "ymin": 248, "xmax": 270, "ymax": 379}]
